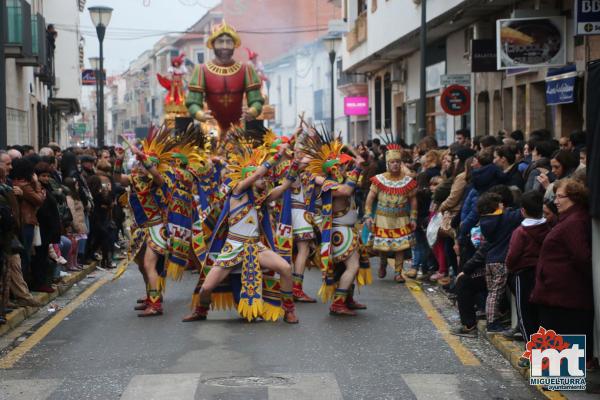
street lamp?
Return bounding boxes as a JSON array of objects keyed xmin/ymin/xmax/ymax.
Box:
[
  {"xmin": 89, "ymin": 57, "xmax": 100, "ymax": 145},
  {"xmin": 323, "ymin": 34, "xmax": 341, "ymax": 133},
  {"xmin": 88, "ymin": 6, "xmax": 113, "ymax": 148}
]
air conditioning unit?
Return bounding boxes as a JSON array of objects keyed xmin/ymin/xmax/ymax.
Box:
[{"xmin": 391, "ymin": 62, "xmax": 406, "ymax": 85}]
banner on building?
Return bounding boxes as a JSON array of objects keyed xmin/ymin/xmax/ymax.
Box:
[
  {"xmin": 344, "ymin": 97, "xmax": 369, "ymax": 116},
  {"xmin": 471, "ymin": 39, "xmax": 498, "ymax": 72},
  {"xmin": 545, "ymin": 64, "xmax": 578, "ymax": 105},
  {"xmin": 575, "ymin": 0, "xmax": 600, "ymax": 35},
  {"xmin": 81, "ymin": 69, "xmax": 106, "ymax": 86},
  {"xmin": 496, "ymin": 16, "xmax": 566, "ymax": 69}
]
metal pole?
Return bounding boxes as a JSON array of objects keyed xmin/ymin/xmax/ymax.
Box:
[
  {"xmin": 329, "ymin": 49, "xmax": 336, "ymax": 133},
  {"xmin": 96, "ymin": 25, "xmax": 106, "ymax": 148},
  {"xmin": 418, "ymin": 0, "xmax": 427, "ymax": 138},
  {"xmin": 0, "ymin": 0, "xmax": 7, "ymax": 149}
]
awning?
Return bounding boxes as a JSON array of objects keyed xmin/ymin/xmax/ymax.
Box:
[
  {"xmin": 545, "ymin": 64, "xmax": 578, "ymax": 106},
  {"xmin": 49, "ymin": 98, "xmax": 81, "ymax": 115}
]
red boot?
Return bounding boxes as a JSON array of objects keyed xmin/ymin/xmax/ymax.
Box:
[
  {"xmin": 281, "ymin": 291, "xmax": 299, "ymax": 324},
  {"xmin": 182, "ymin": 304, "xmax": 209, "ymax": 322},
  {"xmin": 329, "ymin": 289, "xmax": 357, "ymax": 316},
  {"xmin": 292, "ymin": 275, "xmax": 317, "ymax": 303},
  {"xmin": 138, "ymin": 290, "xmax": 163, "ymax": 317},
  {"xmin": 346, "ymin": 285, "xmax": 367, "ymax": 310}
]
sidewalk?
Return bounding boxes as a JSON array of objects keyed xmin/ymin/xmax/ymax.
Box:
[
  {"xmin": 417, "ymin": 278, "xmax": 600, "ymax": 400},
  {"xmin": 0, "ymin": 262, "xmax": 97, "ymax": 338}
]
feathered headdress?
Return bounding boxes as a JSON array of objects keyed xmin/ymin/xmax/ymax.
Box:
[
  {"xmin": 170, "ymin": 123, "xmax": 211, "ymax": 174},
  {"xmin": 379, "ymin": 129, "xmax": 405, "ymax": 161},
  {"xmin": 140, "ymin": 124, "xmax": 177, "ymax": 174},
  {"xmin": 224, "ymin": 127, "xmax": 268, "ymax": 188},
  {"xmin": 300, "ymin": 126, "xmax": 353, "ymax": 178},
  {"xmin": 207, "ymin": 20, "xmax": 241, "ymax": 49}
]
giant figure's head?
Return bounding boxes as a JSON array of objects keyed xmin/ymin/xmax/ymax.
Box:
[{"xmin": 207, "ymin": 21, "xmax": 241, "ymax": 64}]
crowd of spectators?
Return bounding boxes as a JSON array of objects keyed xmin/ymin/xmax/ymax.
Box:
[
  {"xmin": 0, "ymin": 144, "xmax": 126, "ymax": 325},
  {"xmin": 358, "ymin": 128, "xmax": 594, "ymax": 368}
]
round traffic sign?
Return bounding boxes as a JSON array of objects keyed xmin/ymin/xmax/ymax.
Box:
[{"xmin": 441, "ymin": 85, "xmax": 470, "ymax": 116}]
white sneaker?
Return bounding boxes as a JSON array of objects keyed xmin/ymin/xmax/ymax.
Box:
[{"xmin": 57, "ymin": 256, "xmax": 68, "ymax": 265}]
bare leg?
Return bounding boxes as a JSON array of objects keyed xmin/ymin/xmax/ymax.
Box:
[
  {"xmin": 394, "ymin": 251, "xmax": 405, "ymax": 283},
  {"xmin": 338, "ymin": 251, "xmax": 360, "ymax": 290},
  {"xmin": 182, "ymin": 266, "xmax": 232, "ymax": 322},
  {"xmin": 258, "ymin": 250, "xmax": 298, "ymax": 323},
  {"xmin": 294, "ymin": 241, "xmax": 310, "ymax": 276},
  {"xmin": 292, "ymin": 241, "xmax": 316, "ymax": 302},
  {"xmin": 258, "ymin": 250, "xmax": 293, "ymax": 292}
]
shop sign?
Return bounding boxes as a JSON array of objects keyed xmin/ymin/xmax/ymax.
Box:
[
  {"xmin": 496, "ymin": 16, "xmax": 566, "ymax": 69},
  {"xmin": 575, "ymin": 0, "xmax": 600, "ymax": 35},
  {"xmin": 344, "ymin": 96, "xmax": 369, "ymax": 116},
  {"xmin": 546, "ymin": 65, "xmax": 577, "ymax": 105},
  {"xmin": 440, "ymin": 85, "xmax": 470, "ymax": 116},
  {"xmin": 441, "ymin": 74, "xmax": 471, "ymax": 86},
  {"xmin": 471, "ymin": 39, "xmax": 498, "ymax": 72}
]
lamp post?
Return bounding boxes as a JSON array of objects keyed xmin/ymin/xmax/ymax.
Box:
[
  {"xmin": 323, "ymin": 34, "xmax": 341, "ymax": 133},
  {"xmin": 88, "ymin": 6, "xmax": 113, "ymax": 148},
  {"xmin": 0, "ymin": 1, "xmax": 7, "ymax": 149},
  {"xmin": 418, "ymin": 0, "xmax": 427, "ymax": 138},
  {"xmin": 89, "ymin": 57, "xmax": 100, "ymax": 145}
]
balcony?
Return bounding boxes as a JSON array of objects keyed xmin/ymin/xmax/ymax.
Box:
[
  {"xmin": 4, "ymin": 0, "xmax": 32, "ymax": 58},
  {"xmin": 346, "ymin": 12, "xmax": 367, "ymax": 52},
  {"xmin": 18, "ymin": 13, "xmax": 47, "ymax": 67},
  {"xmin": 337, "ymin": 72, "xmax": 368, "ymax": 97}
]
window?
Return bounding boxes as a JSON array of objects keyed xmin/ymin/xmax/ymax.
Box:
[
  {"xmin": 316, "ymin": 66, "xmax": 321, "ymax": 89},
  {"xmin": 288, "ymin": 78, "xmax": 293, "ymax": 105},
  {"xmin": 384, "ymin": 73, "xmax": 392, "ymax": 129},
  {"xmin": 374, "ymin": 76, "xmax": 382, "ymax": 130},
  {"xmin": 196, "ymin": 51, "xmax": 204, "ymax": 64}
]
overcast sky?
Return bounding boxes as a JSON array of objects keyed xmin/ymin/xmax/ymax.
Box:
[{"xmin": 82, "ymin": 0, "xmax": 220, "ymax": 74}]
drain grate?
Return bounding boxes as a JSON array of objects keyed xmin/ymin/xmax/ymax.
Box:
[{"xmin": 203, "ymin": 376, "xmax": 292, "ymax": 387}]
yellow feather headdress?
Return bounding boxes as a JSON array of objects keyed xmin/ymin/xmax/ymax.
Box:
[
  {"xmin": 224, "ymin": 127, "xmax": 268, "ymax": 188},
  {"xmin": 299, "ymin": 127, "xmax": 352, "ymax": 177},
  {"xmin": 140, "ymin": 125, "xmax": 177, "ymax": 174}
]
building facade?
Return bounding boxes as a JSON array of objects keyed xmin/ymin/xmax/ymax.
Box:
[{"xmin": 2, "ymin": 0, "xmax": 83, "ymax": 148}]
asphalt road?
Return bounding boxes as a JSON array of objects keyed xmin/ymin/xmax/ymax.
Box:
[{"xmin": 0, "ymin": 260, "xmax": 542, "ymax": 400}]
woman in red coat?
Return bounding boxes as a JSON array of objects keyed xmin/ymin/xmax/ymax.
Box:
[{"xmin": 530, "ymin": 178, "xmax": 594, "ymax": 363}]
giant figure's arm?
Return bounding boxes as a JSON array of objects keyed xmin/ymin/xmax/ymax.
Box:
[
  {"xmin": 186, "ymin": 65, "xmax": 206, "ymax": 119},
  {"xmin": 244, "ymin": 64, "xmax": 264, "ymax": 117}
]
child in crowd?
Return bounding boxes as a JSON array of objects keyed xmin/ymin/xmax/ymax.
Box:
[
  {"xmin": 64, "ymin": 177, "xmax": 87, "ymax": 271},
  {"xmin": 477, "ymin": 191, "xmax": 523, "ymax": 332},
  {"xmin": 505, "ymin": 190, "xmax": 551, "ymax": 365}
]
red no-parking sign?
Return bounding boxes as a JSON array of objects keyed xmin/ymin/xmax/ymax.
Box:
[{"xmin": 440, "ymin": 85, "xmax": 470, "ymax": 116}]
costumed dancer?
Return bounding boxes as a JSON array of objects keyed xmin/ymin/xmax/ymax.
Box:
[
  {"xmin": 122, "ymin": 128, "xmax": 174, "ymax": 317},
  {"xmin": 301, "ymin": 131, "xmax": 372, "ymax": 316},
  {"xmin": 186, "ymin": 21, "xmax": 264, "ymax": 136},
  {"xmin": 183, "ymin": 130, "xmax": 301, "ymax": 323},
  {"xmin": 364, "ymin": 144, "xmax": 417, "ymax": 283}
]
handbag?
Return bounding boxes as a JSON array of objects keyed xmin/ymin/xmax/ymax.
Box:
[
  {"xmin": 439, "ymin": 211, "xmax": 455, "ymax": 238},
  {"xmin": 426, "ymin": 212, "xmax": 442, "ymax": 247}
]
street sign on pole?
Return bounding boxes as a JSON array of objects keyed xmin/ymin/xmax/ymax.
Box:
[
  {"xmin": 73, "ymin": 123, "xmax": 87, "ymax": 134},
  {"xmin": 441, "ymin": 74, "xmax": 471, "ymax": 86},
  {"xmin": 441, "ymin": 85, "xmax": 470, "ymax": 116}
]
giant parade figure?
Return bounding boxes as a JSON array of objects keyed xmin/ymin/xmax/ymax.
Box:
[{"xmin": 186, "ymin": 21, "xmax": 264, "ymax": 137}]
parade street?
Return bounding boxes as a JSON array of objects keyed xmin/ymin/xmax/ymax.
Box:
[{"xmin": 0, "ymin": 261, "xmax": 542, "ymax": 400}]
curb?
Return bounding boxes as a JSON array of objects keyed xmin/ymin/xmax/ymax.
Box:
[
  {"xmin": 0, "ymin": 262, "xmax": 98, "ymax": 338},
  {"xmin": 477, "ymin": 321, "xmax": 568, "ymax": 400}
]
